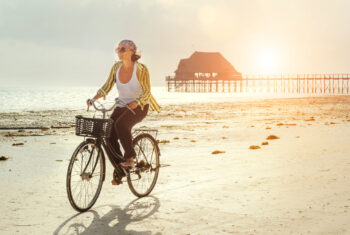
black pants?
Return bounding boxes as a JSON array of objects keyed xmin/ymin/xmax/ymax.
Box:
[{"xmin": 109, "ymin": 104, "xmax": 149, "ymax": 161}]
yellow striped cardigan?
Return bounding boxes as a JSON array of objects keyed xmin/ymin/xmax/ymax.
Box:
[{"xmin": 96, "ymin": 61, "xmax": 161, "ymax": 113}]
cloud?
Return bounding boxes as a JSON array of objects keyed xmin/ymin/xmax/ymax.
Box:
[
  {"xmin": 155, "ymin": 0, "xmax": 185, "ymax": 7},
  {"xmin": 1, "ymin": 0, "xmax": 350, "ymax": 87},
  {"xmin": 197, "ymin": 4, "xmax": 235, "ymax": 41}
]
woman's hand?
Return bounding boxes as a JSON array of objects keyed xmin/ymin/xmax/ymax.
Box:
[
  {"xmin": 86, "ymin": 98, "xmax": 95, "ymax": 107},
  {"xmin": 86, "ymin": 99, "xmax": 92, "ymax": 107},
  {"xmin": 86, "ymin": 95, "xmax": 100, "ymax": 108},
  {"xmin": 128, "ymin": 101, "xmax": 138, "ymax": 110}
]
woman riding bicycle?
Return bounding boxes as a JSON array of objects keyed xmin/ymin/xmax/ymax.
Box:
[{"xmin": 87, "ymin": 39, "xmax": 161, "ymax": 185}]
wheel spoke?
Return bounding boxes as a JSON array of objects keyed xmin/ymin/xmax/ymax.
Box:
[
  {"xmin": 128, "ymin": 135, "xmax": 159, "ymax": 196},
  {"xmin": 67, "ymin": 142, "xmax": 104, "ymax": 212}
]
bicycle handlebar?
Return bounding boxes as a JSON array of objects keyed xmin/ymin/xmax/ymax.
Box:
[{"xmin": 87, "ymin": 98, "xmax": 136, "ymax": 115}]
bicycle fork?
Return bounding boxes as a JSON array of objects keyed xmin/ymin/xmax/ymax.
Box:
[{"xmin": 81, "ymin": 140, "xmax": 101, "ymax": 180}]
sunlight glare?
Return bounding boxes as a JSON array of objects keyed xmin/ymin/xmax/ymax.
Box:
[{"xmin": 257, "ymin": 50, "xmax": 280, "ymax": 73}]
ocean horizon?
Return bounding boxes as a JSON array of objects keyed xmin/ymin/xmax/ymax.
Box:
[{"xmin": 0, "ymin": 85, "xmax": 344, "ymax": 113}]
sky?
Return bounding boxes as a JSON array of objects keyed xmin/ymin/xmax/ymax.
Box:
[{"xmin": 0, "ymin": 0, "xmax": 350, "ymax": 87}]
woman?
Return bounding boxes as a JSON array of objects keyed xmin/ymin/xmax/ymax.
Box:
[{"xmin": 87, "ymin": 40, "xmax": 161, "ymax": 185}]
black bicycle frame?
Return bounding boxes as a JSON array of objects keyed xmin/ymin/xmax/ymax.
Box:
[{"xmin": 81, "ymin": 109, "xmax": 130, "ymax": 177}]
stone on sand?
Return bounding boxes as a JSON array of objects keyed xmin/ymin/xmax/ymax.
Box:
[
  {"xmin": 211, "ymin": 150, "xmax": 225, "ymax": 154},
  {"xmin": 266, "ymin": 135, "xmax": 280, "ymax": 140},
  {"xmin": 0, "ymin": 156, "xmax": 9, "ymax": 161},
  {"xmin": 12, "ymin": 143, "xmax": 24, "ymax": 146},
  {"xmin": 249, "ymin": 145, "xmax": 261, "ymax": 149}
]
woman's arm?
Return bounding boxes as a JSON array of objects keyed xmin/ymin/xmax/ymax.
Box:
[
  {"xmin": 87, "ymin": 92, "xmax": 104, "ymax": 107},
  {"xmin": 95, "ymin": 63, "xmax": 117, "ymax": 100},
  {"xmin": 135, "ymin": 65, "xmax": 151, "ymax": 109},
  {"xmin": 92, "ymin": 93, "xmax": 103, "ymax": 100},
  {"xmin": 87, "ymin": 62, "xmax": 119, "ymax": 107}
]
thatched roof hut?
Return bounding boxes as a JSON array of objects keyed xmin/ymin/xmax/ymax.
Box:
[{"xmin": 174, "ymin": 51, "xmax": 241, "ymax": 80}]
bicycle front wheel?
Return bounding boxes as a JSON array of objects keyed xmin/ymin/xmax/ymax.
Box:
[
  {"xmin": 66, "ymin": 139, "xmax": 105, "ymax": 212},
  {"xmin": 127, "ymin": 133, "xmax": 160, "ymax": 197}
]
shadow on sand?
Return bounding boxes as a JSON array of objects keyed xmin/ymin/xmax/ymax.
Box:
[{"xmin": 54, "ymin": 196, "xmax": 161, "ymax": 235}]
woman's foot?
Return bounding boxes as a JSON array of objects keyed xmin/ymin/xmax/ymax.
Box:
[
  {"xmin": 120, "ymin": 157, "xmax": 136, "ymax": 169},
  {"xmin": 111, "ymin": 179, "xmax": 119, "ymax": 185}
]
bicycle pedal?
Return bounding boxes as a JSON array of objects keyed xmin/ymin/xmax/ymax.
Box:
[{"xmin": 121, "ymin": 167, "xmax": 129, "ymax": 175}]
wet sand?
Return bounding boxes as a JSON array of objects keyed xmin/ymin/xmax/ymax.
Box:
[{"xmin": 1, "ymin": 96, "xmax": 350, "ymax": 234}]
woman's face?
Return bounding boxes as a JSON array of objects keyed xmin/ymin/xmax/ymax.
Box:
[{"xmin": 115, "ymin": 45, "xmax": 133, "ymax": 61}]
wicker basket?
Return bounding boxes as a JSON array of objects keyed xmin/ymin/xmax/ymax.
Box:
[{"xmin": 75, "ymin": 115, "xmax": 114, "ymax": 138}]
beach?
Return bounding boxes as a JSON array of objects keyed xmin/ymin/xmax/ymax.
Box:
[{"xmin": 1, "ymin": 95, "xmax": 350, "ymax": 234}]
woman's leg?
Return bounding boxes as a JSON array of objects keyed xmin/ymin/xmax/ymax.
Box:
[
  {"xmin": 115, "ymin": 104, "xmax": 149, "ymax": 162},
  {"xmin": 109, "ymin": 107, "xmax": 126, "ymax": 158}
]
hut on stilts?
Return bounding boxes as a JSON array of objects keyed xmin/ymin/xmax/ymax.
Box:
[{"xmin": 166, "ymin": 51, "xmax": 242, "ymax": 92}]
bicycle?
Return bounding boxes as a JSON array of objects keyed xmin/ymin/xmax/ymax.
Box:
[{"xmin": 66, "ymin": 98, "xmax": 160, "ymax": 212}]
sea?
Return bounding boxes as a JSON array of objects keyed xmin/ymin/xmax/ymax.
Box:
[{"xmin": 0, "ymin": 86, "xmax": 340, "ymax": 113}]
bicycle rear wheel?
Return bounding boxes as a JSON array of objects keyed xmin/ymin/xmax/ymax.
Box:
[
  {"xmin": 127, "ymin": 133, "xmax": 160, "ymax": 197},
  {"xmin": 66, "ymin": 140, "xmax": 105, "ymax": 212}
]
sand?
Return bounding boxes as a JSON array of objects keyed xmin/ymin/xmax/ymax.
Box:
[{"xmin": 1, "ymin": 95, "xmax": 350, "ymax": 234}]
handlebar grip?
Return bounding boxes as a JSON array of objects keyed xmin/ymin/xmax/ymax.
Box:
[{"xmin": 87, "ymin": 99, "xmax": 94, "ymax": 112}]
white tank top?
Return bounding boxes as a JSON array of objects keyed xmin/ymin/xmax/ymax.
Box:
[{"xmin": 116, "ymin": 63, "xmax": 142, "ymax": 107}]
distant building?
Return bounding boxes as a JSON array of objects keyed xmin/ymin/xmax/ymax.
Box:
[{"xmin": 173, "ymin": 51, "xmax": 242, "ymax": 80}]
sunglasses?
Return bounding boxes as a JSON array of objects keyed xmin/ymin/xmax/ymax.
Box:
[{"xmin": 116, "ymin": 47, "xmax": 127, "ymax": 53}]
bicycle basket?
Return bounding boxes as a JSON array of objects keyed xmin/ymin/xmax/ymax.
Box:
[{"xmin": 75, "ymin": 115, "xmax": 114, "ymax": 138}]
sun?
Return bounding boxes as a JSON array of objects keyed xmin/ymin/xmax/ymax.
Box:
[{"xmin": 257, "ymin": 50, "xmax": 280, "ymax": 74}]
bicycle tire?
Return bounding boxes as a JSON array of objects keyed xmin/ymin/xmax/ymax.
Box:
[
  {"xmin": 127, "ymin": 133, "xmax": 160, "ymax": 197},
  {"xmin": 66, "ymin": 139, "xmax": 105, "ymax": 212}
]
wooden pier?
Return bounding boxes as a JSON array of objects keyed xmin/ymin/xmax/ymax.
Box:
[
  {"xmin": 168, "ymin": 51, "xmax": 350, "ymax": 94},
  {"xmin": 166, "ymin": 74, "xmax": 350, "ymax": 94}
]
